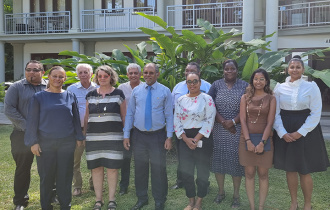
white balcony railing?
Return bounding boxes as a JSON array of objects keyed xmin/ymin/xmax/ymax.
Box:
[
  {"xmin": 81, "ymin": 7, "xmax": 156, "ymax": 32},
  {"xmin": 279, "ymin": 0, "xmax": 330, "ymax": 29},
  {"xmin": 5, "ymin": 11, "xmax": 71, "ymax": 34},
  {"xmin": 167, "ymin": 2, "xmax": 243, "ymax": 29}
]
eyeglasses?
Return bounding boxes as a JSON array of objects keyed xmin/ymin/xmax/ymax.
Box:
[
  {"xmin": 98, "ymin": 74, "xmax": 110, "ymax": 79},
  {"xmin": 143, "ymin": 71, "xmax": 155, "ymax": 75},
  {"xmin": 186, "ymin": 79, "xmax": 199, "ymax": 85},
  {"xmin": 25, "ymin": 68, "xmax": 43, "ymax": 72}
]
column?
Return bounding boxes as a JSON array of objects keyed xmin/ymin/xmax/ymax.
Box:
[
  {"xmin": 12, "ymin": 43, "xmax": 25, "ymax": 80},
  {"xmin": 0, "ymin": 41, "xmax": 5, "ymax": 83},
  {"xmin": 70, "ymin": 0, "xmax": 80, "ymax": 32},
  {"xmin": 0, "ymin": 0, "xmax": 4, "ymax": 34},
  {"xmin": 242, "ymin": 0, "xmax": 255, "ymax": 42},
  {"xmin": 254, "ymin": 0, "xmax": 263, "ymax": 24},
  {"xmin": 72, "ymin": 39, "xmax": 80, "ymax": 54},
  {"xmin": 266, "ymin": 0, "xmax": 278, "ymax": 51},
  {"xmin": 157, "ymin": 0, "xmax": 165, "ymax": 21},
  {"xmin": 0, "ymin": 41, "xmax": 4, "ymax": 112}
]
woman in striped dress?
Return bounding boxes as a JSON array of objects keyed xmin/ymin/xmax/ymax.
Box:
[{"xmin": 84, "ymin": 65, "xmax": 126, "ymax": 210}]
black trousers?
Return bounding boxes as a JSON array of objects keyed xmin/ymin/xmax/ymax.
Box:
[
  {"xmin": 10, "ymin": 129, "xmax": 34, "ymax": 206},
  {"xmin": 132, "ymin": 128, "xmax": 168, "ymax": 204},
  {"xmin": 179, "ymin": 129, "xmax": 211, "ymax": 198},
  {"xmin": 37, "ymin": 136, "xmax": 76, "ymax": 210},
  {"xmin": 119, "ymin": 148, "xmax": 132, "ymax": 190},
  {"xmin": 175, "ymin": 136, "xmax": 183, "ymax": 186}
]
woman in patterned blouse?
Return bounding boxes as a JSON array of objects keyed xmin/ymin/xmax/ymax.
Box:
[{"xmin": 174, "ymin": 72, "xmax": 216, "ymax": 210}]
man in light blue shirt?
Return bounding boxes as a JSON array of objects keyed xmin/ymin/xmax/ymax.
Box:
[
  {"xmin": 67, "ymin": 63, "xmax": 98, "ymax": 196},
  {"xmin": 171, "ymin": 62, "xmax": 211, "ymax": 189},
  {"xmin": 124, "ymin": 63, "xmax": 173, "ymax": 210}
]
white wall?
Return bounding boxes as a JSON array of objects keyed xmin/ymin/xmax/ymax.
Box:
[
  {"xmin": 23, "ymin": 42, "xmax": 74, "ymax": 64},
  {"xmin": 278, "ymin": 35, "xmax": 330, "ymax": 49},
  {"xmin": 95, "ymin": 40, "xmax": 152, "ymax": 53}
]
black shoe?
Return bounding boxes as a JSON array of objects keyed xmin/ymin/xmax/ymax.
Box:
[
  {"xmin": 155, "ymin": 202, "xmax": 165, "ymax": 210},
  {"xmin": 14, "ymin": 205, "xmax": 24, "ymax": 210},
  {"xmin": 119, "ymin": 188, "xmax": 128, "ymax": 195},
  {"xmin": 131, "ymin": 200, "xmax": 148, "ymax": 210}
]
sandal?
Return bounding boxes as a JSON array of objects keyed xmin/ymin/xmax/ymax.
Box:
[
  {"xmin": 192, "ymin": 206, "xmax": 202, "ymax": 210},
  {"xmin": 213, "ymin": 192, "xmax": 226, "ymax": 204},
  {"xmin": 93, "ymin": 201, "xmax": 104, "ymax": 210},
  {"xmin": 107, "ymin": 201, "xmax": 117, "ymax": 210},
  {"xmin": 231, "ymin": 197, "xmax": 240, "ymax": 208},
  {"xmin": 184, "ymin": 205, "xmax": 194, "ymax": 210}
]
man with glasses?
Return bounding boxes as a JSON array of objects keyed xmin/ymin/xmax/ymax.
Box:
[
  {"xmin": 4, "ymin": 60, "xmax": 47, "ymax": 210},
  {"xmin": 171, "ymin": 62, "xmax": 211, "ymax": 190},
  {"xmin": 124, "ymin": 63, "xmax": 173, "ymax": 210},
  {"xmin": 117, "ymin": 63, "xmax": 143, "ymax": 196},
  {"xmin": 66, "ymin": 63, "xmax": 98, "ymax": 196}
]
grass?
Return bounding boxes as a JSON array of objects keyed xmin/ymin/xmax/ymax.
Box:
[{"xmin": 0, "ymin": 124, "xmax": 329, "ymax": 210}]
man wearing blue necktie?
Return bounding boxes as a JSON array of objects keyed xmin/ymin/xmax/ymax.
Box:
[{"xmin": 124, "ymin": 63, "xmax": 173, "ymax": 210}]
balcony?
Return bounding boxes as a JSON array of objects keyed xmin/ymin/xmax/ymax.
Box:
[
  {"xmin": 81, "ymin": 7, "xmax": 156, "ymax": 32},
  {"xmin": 5, "ymin": 11, "xmax": 71, "ymax": 34},
  {"xmin": 167, "ymin": 2, "xmax": 243, "ymax": 29},
  {"xmin": 279, "ymin": 0, "xmax": 330, "ymax": 29}
]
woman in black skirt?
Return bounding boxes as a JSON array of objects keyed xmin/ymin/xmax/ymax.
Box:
[{"xmin": 273, "ymin": 57, "xmax": 329, "ymax": 210}]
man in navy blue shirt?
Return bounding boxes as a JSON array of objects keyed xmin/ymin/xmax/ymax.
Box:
[{"xmin": 124, "ymin": 63, "xmax": 174, "ymax": 210}]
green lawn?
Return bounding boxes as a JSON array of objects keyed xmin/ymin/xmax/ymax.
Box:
[{"xmin": 0, "ymin": 124, "xmax": 329, "ymax": 210}]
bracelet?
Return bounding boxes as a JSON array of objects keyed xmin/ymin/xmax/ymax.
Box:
[
  {"xmin": 232, "ymin": 119, "xmax": 236, "ymax": 126},
  {"xmin": 245, "ymin": 139, "xmax": 251, "ymax": 142},
  {"xmin": 261, "ymin": 139, "xmax": 267, "ymax": 145},
  {"xmin": 192, "ymin": 138, "xmax": 198, "ymax": 144}
]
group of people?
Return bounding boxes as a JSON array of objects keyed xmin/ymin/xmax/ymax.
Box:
[{"xmin": 4, "ymin": 57, "xmax": 329, "ymax": 210}]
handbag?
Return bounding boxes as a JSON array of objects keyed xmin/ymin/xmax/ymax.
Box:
[{"xmin": 245, "ymin": 133, "xmax": 271, "ymax": 151}]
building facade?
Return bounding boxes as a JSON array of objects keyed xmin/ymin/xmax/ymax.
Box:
[{"xmin": 0, "ymin": 0, "xmax": 330, "ymax": 83}]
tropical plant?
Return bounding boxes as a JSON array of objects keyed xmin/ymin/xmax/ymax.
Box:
[
  {"xmin": 40, "ymin": 13, "xmax": 330, "ymax": 91},
  {"xmin": 0, "ymin": 83, "xmax": 5, "ymax": 103},
  {"xmin": 136, "ymin": 13, "xmax": 330, "ymax": 87}
]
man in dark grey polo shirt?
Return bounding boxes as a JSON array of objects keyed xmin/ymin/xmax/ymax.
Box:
[{"xmin": 4, "ymin": 60, "xmax": 47, "ymax": 210}]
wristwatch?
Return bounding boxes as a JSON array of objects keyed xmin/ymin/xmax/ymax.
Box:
[{"xmin": 262, "ymin": 139, "xmax": 267, "ymax": 145}]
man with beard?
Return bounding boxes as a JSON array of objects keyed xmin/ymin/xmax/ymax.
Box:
[{"xmin": 4, "ymin": 60, "xmax": 47, "ymax": 210}]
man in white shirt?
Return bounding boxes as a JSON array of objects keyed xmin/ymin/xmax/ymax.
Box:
[
  {"xmin": 118, "ymin": 63, "xmax": 143, "ymax": 195},
  {"xmin": 171, "ymin": 62, "xmax": 211, "ymax": 189},
  {"xmin": 67, "ymin": 63, "xmax": 98, "ymax": 196}
]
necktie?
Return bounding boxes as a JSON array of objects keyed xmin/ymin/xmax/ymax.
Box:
[{"xmin": 145, "ymin": 86, "xmax": 152, "ymax": 130}]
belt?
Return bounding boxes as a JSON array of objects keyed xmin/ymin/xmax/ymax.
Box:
[{"xmin": 135, "ymin": 127, "xmax": 165, "ymax": 135}]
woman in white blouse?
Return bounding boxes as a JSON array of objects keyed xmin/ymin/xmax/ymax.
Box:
[
  {"xmin": 174, "ymin": 72, "xmax": 216, "ymax": 210},
  {"xmin": 273, "ymin": 57, "xmax": 329, "ymax": 210}
]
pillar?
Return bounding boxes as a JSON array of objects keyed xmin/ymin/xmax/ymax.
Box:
[
  {"xmin": 72, "ymin": 39, "xmax": 80, "ymax": 61},
  {"xmin": 157, "ymin": 0, "xmax": 165, "ymax": 21},
  {"xmin": 0, "ymin": 0, "xmax": 4, "ymax": 34},
  {"xmin": 266, "ymin": 0, "xmax": 278, "ymax": 51},
  {"xmin": 70, "ymin": 0, "xmax": 80, "ymax": 32},
  {"xmin": 242, "ymin": 0, "xmax": 255, "ymax": 42},
  {"xmin": 0, "ymin": 41, "xmax": 4, "ymax": 112},
  {"xmin": 0, "ymin": 41, "xmax": 5, "ymax": 83}
]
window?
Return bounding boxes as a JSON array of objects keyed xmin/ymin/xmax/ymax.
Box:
[
  {"xmin": 134, "ymin": 0, "xmax": 157, "ymax": 8},
  {"xmin": 102, "ymin": 0, "xmax": 123, "ymax": 9}
]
